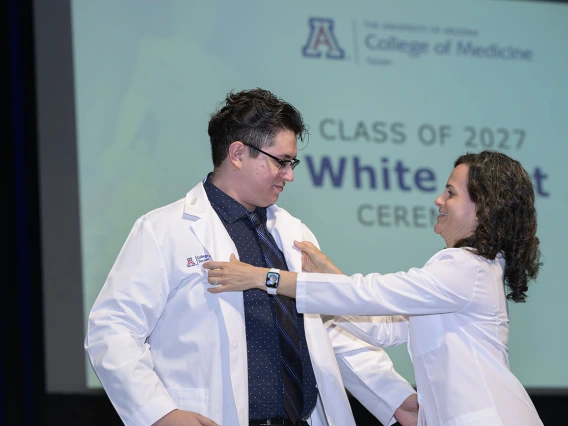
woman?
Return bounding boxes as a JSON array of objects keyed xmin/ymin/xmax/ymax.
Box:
[{"xmin": 204, "ymin": 151, "xmax": 543, "ymax": 425}]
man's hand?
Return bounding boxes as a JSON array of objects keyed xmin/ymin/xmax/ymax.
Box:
[
  {"xmin": 153, "ymin": 409, "xmax": 219, "ymax": 426},
  {"xmin": 393, "ymin": 394, "xmax": 418, "ymax": 426}
]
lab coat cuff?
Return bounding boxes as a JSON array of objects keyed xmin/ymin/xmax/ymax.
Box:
[
  {"xmin": 360, "ymin": 384, "xmax": 416, "ymax": 426},
  {"xmin": 127, "ymin": 395, "xmax": 178, "ymax": 426},
  {"xmin": 383, "ymin": 387, "xmax": 417, "ymax": 426},
  {"xmin": 296, "ymin": 273, "xmax": 308, "ymax": 314}
]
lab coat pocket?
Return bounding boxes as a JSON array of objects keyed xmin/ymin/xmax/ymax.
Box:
[{"xmin": 166, "ymin": 388, "xmax": 209, "ymax": 417}]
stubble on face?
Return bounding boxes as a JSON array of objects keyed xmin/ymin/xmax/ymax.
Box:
[{"xmin": 238, "ymin": 130, "xmax": 298, "ymax": 210}]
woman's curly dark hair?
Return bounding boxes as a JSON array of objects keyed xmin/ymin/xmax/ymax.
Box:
[{"xmin": 453, "ymin": 150, "xmax": 542, "ymax": 303}]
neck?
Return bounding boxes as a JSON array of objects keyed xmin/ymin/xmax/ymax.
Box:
[{"xmin": 210, "ymin": 167, "xmax": 255, "ymax": 211}]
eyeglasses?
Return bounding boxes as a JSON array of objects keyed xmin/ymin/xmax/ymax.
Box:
[{"xmin": 243, "ymin": 143, "xmax": 300, "ymax": 173}]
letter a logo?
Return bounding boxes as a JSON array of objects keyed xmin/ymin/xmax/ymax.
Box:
[{"xmin": 302, "ymin": 18, "xmax": 345, "ymax": 59}]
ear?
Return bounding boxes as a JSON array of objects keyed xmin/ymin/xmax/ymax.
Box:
[{"xmin": 228, "ymin": 141, "xmax": 246, "ymax": 169}]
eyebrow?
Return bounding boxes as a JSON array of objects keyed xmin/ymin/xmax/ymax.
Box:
[
  {"xmin": 280, "ymin": 154, "xmax": 297, "ymax": 160},
  {"xmin": 269, "ymin": 151, "xmax": 297, "ymax": 161}
]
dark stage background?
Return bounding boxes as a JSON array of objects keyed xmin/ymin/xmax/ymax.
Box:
[{"xmin": 2, "ymin": 1, "xmax": 567, "ymax": 425}]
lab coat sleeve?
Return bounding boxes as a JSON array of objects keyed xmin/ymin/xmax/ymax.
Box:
[
  {"xmin": 296, "ymin": 248, "xmax": 480, "ymax": 317},
  {"xmin": 327, "ymin": 322, "xmax": 415, "ymax": 426},
  {"xmin": 333, "ymin": 315, "xmax": 410, "ymax": 348},
  {"xmin": 301, "ymin": 225, "xmax": 415, "ymax": 426},
  {"xmin": 85, "ymin": 217, "xmax": 177, "ymax": 426}
]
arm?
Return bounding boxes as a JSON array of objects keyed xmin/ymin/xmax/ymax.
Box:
[
  {"xmin": 301, "ymin": 227, "xmax": 417, "ymax": 426},
  {"xmin": 204, "ymin": 240, "xmax": 311, "ymax": 297},
  {"xmin": 296, "ymin": 249, "xmax": 478, "ymax": 317},
  {"xmin": 205, "ymin": 247, "xmax": 478, "ymax": 317},
  {"xmin": 85, "ymin": 218, "xmax": 217, "ymax": 426},
  {"xmin": 205, "ymin": 238, "xmax": 409, "ymax": 346},
  {"xmin": 329, "ymin": 315, "xmax": 417, "ymax": 425},
  {"xmin": 327, "ymin": 323, "xmax": 416, "ymax": 426},
  {"xmin": 153, "ymin": 410, "xmax": 218, "ymax": 426},
  {"xmin": 334, "ymin": 315, "xmax": 410, "ymax": 348}
]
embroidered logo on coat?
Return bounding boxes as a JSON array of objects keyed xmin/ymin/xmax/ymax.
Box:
[{"xmin": 187, "ymin": 254, "xmax": 212, "ymax": 267}]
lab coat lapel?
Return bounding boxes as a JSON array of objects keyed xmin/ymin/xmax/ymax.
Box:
[
  {"xmin": 184, "ymin": 182, "xmax": 249, "ymax": 426},
  {"xmin": 267, "ymin": 207, "xmax": 354, "ymax": 425},
  {"xmin": 266, "ymin": 206, "xmax": 302, "ymax": 272}
]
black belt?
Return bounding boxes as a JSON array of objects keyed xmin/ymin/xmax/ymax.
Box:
[
  {"xmin": 250, "ymin": 419, "xmax": 309, "ymax": 426},
  {"xmin": 249, "ymin": 419, "xmax": 291, "ymax": 426}
]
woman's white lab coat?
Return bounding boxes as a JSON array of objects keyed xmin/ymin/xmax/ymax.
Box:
[
  {"xmin": 296, "ymin": 248, "xmax": 543, "ymax": 426},
  {"xmin": 85, "ymin": 181, "xmax": 415, "ymax": 426}
]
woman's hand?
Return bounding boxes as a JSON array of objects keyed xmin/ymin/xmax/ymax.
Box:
[
  {"xmin": 294, "ymin": 241, "xmax": 342, "ymax": 274},
  {"xmin": 203, "ymin": 254, "xmax": 267, "ymax": 294},
  {"xmin": 394, "ymin": 394, "xmax": 419, "ymax": 426}
]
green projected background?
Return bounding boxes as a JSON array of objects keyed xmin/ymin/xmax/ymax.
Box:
[{"xmin": 71, "ymin": 0, "xmax": 568, "ymax": 389}]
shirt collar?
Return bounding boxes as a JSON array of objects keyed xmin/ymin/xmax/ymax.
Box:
[{"xmin": 203, "ymin": 173, "xmax": 267, "ymax": 224}]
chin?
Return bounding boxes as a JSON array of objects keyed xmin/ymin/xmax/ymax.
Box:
[{"xmin": 259, "ymin": 198, "xmax": 277, "ymax": 208}]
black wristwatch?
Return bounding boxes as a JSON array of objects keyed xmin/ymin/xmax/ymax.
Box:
[{"xmin": 266, "ymin": 268, "xmax": 280, "ymax": 295}]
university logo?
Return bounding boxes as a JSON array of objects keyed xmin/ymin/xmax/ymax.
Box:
[
  {"xmin": 302, "ymin": 18, "xmax": 345, "ymax": 59},
  {"xmin": 186, "ymin": 253, "xmax": 212, "ymax": 268}
]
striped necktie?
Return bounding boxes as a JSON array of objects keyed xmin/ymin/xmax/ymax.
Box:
[{"xmin": 247, "ymin": 210, "xmax": 304, "ymax": 424}]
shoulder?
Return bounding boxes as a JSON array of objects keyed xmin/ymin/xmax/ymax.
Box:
[
  {"xmin": 267, "ymin": 203, "xmax": 295, "ymax": 219},
  {"xmin": 141, "ymin": 181, "xmax": 206, "ymax": 225},
  {"xmin": 425, "ymin": 247, "xmax": 480, "ymax": 268},
  {"xmin": 140, "ymin": 197, "xmax": 186, "ymax": 225},
  {"xmin": 267, "ymin": 204, "xmax": 301, "ymax": 226},
  {"xmin": 423, "ymin": 247, "xmax": 505, "ymax": 285},
  {"xmin": 268, "ymin": 204, "xmax": 319, "ymax": 246}
]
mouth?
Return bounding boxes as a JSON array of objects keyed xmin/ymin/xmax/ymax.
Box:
[{"xmin": 438, "ymin": 211, "xmax": 447, "ymax": 217}]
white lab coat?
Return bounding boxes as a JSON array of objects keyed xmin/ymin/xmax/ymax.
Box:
[
  {"xmin": 296, "ymin": 248, "xmax": 543, "ymax": 426},
  {"xmin": 85, "ymin": 181, "xmax": 415, "ymax": 426}
]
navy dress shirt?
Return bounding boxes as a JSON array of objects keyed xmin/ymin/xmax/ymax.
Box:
[{"xmin": 204, "ymin": 174, "xmax": 317, "ymax": 421}]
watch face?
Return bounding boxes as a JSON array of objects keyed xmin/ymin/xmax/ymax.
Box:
[{"xmin": 266, "ymin": 271, "xmax": 279, "ymax": 288}]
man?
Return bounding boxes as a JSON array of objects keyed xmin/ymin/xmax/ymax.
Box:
[{"xmin": 85, "ymin": 88, "xmax": 417, "ymax": 426}]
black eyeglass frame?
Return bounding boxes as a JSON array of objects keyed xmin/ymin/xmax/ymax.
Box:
[{"xmin": 243, "ymin": 143, "xmax": 300, "ymax": 172}]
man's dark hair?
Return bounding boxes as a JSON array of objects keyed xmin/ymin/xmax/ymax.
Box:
[
  {"xmin": 208, "ymin": 88, "xmax": 308, "ymax": 167},
  {"xmin": 453, "ymin": 150, "xmax": 542, "ymax": 303}
]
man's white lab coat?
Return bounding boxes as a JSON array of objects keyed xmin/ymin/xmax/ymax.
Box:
[{"xmin": 85, "ymin": 181, "xmax": 415, "ymax": 426}]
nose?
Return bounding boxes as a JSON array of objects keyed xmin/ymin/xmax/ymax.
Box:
[
  {"xmin": 434, "ymin": 192, "xmax": 443, "ymax": 207},
  {"xmin": 281, "ymin": 165, "xmax": 294, "ymax": 182}
]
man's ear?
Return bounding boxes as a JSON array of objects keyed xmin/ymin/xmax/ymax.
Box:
[{"xmin": 228, "ymin": 141, "xmax": 246, "ymax": 169}]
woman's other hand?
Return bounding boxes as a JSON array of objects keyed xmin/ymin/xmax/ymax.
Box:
[{"xmin": 294, "ymin": 241, "xmax": 342, "ymax": 274}]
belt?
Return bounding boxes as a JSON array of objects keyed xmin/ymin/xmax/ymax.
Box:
[
  {"xmin": 249, "ymin": 419, "xmax": 291, "ymax": 425},
  {"xmin": 250, "ymin": 418, "xmax": 308, "ymax": 426}
]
